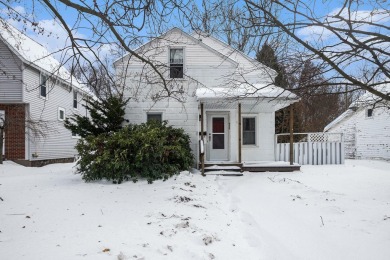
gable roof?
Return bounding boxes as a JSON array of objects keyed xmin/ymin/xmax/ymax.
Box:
[
  {"xmin": 0, "ymin": 21, "xmax": 88, "ymax": 94},
  {"xmin": 113, "ymin": 27, "xmax": 238, "ymax": 67},
  {"xmin": 191, "ymin": 31, "xmax": 277, "ymax": 78},
  {"xmin": 324, "ymin": 84, "xmax": 390, "ymax": 131}
]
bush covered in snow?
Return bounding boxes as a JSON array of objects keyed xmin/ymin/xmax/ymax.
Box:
[{"xmin": 75, "ymin": 121, "xmax": 194, "ymax": 183}]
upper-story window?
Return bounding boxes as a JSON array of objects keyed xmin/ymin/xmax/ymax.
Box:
[
  {"xmin": 40, "ymin": 74, "xmax": 48, "ymax": 98},
  {"xmin": 73, "ymin": 90, "xmax": 78, "ymax": 109},
  {"xmin": 366, "ymin": 108, "xmax": 373, "ymax": 118},
  {"xmin": 169, "ymin": 48, "xmax": 183, "ymax": 78}
]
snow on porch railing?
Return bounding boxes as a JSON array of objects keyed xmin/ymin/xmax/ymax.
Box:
[{"xmin": 275, "ymin": 133, "xmax": 344, "ymax": 165}]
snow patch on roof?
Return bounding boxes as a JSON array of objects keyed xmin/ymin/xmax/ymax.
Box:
[
  {"xmin": 324, "ymin": 83, "xmax": 389, "ymax": 131},
  {"xmin": 0, "ymin": 21, "xmax": 89, "ymax": 94},
  {"xmin": 196, "ymin": 83, "xmax": 298, "ymax": 100}
]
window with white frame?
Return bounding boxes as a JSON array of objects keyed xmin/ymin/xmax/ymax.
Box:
[
  {"xmin": 169, "ymin": 48, "xmax": 184, "ymax": 78},
  {"xmin": 366, "ymin": 108, "xmax": 373, "ymax": 118},
  {"xmin": 58, "ymin": 107, "xmax": 65, "ymax": 121},
  {"xmin": 71, "ymin": 131, "xmax": 80, "ymax": 138},
  {"xmin": 73, "ymin": 90, "xmax": 78, "ymax": 109},
  {"xmin": 147, "ymin": 112, "xmax": 163, "ymax": 123},
  {"xmin": 40, "ymin": 74, "xmax": 48, "ymax": 98},
  {"xmin": 242, "ymin": 117, "xmax": 256, "ymax": 145}
]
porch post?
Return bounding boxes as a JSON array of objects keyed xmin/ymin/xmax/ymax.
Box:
[
  {"xmin": 289, "ymin": 103, "xmax": 294, "ymax": 165},
  {"xmin": 200, "ymin": 103, "xmax": 205, "ymax": 176},
  {"xmin": 238, "ymin": 102, "xmax": 242, "ymax": 164}
]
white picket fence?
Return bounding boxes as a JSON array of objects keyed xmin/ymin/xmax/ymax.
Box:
[{"xmin": 275, "ymin": 133, "xmax": 344, "ymax": 165}]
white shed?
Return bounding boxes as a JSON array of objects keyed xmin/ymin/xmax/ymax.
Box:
[{"xmin": 325, "ymin": 87, "xmax": 390, "ymax": 160}]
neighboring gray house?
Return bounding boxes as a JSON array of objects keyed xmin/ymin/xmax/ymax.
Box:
[
  {"xmin": 0, "ymin": 22, "xmax": 89, "ymax": 166},
  {"xmin": 114, "ymin": 28, "xmax": 299, "ymax": 167},
  {"xmin": 325, "ymin": 87, "xmax": 390, "ymax": 160}
]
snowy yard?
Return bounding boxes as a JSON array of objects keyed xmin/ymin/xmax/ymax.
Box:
[{"xmin": 1, "ymin": 160, "xmax": 389, "ymax": 260}]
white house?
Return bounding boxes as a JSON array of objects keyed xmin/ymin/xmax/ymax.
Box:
[
  {"xmin": 0, "ymin": 22, "xmax": 89, "ymax": 166},
  {"xmin": 114, "ymin": 28, "xmax": 299, "ymax": 169},
  {"xmin": 325, "ymin": 87, "xmax": 390, "ymax": 160}
]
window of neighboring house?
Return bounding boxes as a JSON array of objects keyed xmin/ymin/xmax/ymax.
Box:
[
  {"xmin": 58, "ymin": 107, "xmax": 65, "ymax": 121},
  {"xmin": 169, "ymin": 48, "xmax": 184, "ymax": 78},
  {"xmin": 147, "ymin": 113, "xmax": 163, "ymax": 123},
  {"xmin": 242, "ymin": 117, "xmax": 256, "ymax": 145},
  {"xmin": 71, "ymin": 130, "xmax": 80, "ymax": 139},
  {"xmin": 73, "ymin": 90, "xmax": 78, "ymax": 109},
  {"xmin": 366, "ymin": 108, "xmax": 373, "ymax": 118},
  {"xmin": 40, "ymin": 74, "xmax": 48, "ymax": 98}
]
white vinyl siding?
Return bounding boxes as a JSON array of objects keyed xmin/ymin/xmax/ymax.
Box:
[
  {"xmin": 0, "ymin": 40, "xmax": 23, "ymax": 102},
  {"xmin": 327, "ymin": 107, "xmax": 390, "ymax": 160},
  {"xmin": 23, "ymin": 65, "xmax": 87, "ymax": 160}
]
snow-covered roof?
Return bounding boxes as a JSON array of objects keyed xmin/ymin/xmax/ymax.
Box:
[
  {"xmin": 324, "ymin": 83, "xmax": 390, "ymax": 131},
  {"xmin": 0, "ymin": 22, "xmax": 89, "ymax": 94},
  {"xmin": 324, "ymin": 109, "xmax": 355, "ymax": 132},
  {"xmin": 191, "ymin": 32, "xmax": 277, "ymax": 78},
  {"xmin": 113, "ymin": 27, "xmax": 238, "ymax": 67},
  {"xmin": 196, "ymin": 83, "xmax": 298, "ymax": 100},
  {"xmin": 350, "ymin": 84, "xmax": 390, "ymax": 106}
]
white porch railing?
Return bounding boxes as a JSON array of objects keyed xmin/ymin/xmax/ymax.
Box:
[{"xmin": 275, "ymin": 133, "xmax": 344, "ymax": 165}]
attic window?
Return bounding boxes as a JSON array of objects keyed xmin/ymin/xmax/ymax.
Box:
[
  {"xmin": 366, "ymin": 108, "xmax": 373, "ymax": 118},
  {"xmin": 169, "ymin": 48, "xmax": 183, "ymax": 78}
]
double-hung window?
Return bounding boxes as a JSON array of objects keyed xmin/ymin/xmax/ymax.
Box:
[
  {"xmin": 58, "ymin": 107, "xmax": 65, "ymax": 121},
  {"xmin": 242, "ymin": 117, "xmax": 256, "ymax": 145},
  {"xmin": 40, "ymin": 74, "xmax": 48, "ymax": 98},
  {"xmin": 169, "ymin": 48, "xmax": 183, "ymax": 78},
  {"xmin": 366, "ymin": 108, "xmax": 373, "ymax": 118},
  {"xmin": 73, "ymin": 90, "xmax": 78, "ymax": 109}
]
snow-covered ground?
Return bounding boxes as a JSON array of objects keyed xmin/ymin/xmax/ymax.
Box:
[{"xmin": 0, "ymin": 160, "xmax": 389, "ymax": 259}]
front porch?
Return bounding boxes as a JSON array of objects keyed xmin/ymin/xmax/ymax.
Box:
[{"xmin": 196, "ymin": 85, "xmax": 300, "ymax": 174}]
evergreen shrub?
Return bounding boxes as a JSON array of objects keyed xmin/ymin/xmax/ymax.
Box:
[{"xmin": 76, "ymin": 121, "xmax": 194, "ymax": 183}]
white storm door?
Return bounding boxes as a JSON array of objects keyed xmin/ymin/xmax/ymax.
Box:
[{"xmin": 207, "ymin": 114, "xmax": 229, "ymax": 161}]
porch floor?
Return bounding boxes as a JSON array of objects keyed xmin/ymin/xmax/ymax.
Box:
[{"xmin": 201, "ymin": 161, "xmax": 301, "ymax": 172}]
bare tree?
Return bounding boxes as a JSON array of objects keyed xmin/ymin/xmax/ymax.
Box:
[{"xmin": 243, "ymin": 0, "xmax": 390, "ymax": 103}]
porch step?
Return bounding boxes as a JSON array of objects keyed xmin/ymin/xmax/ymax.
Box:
[
  {"xmin": 199, "ymin": 162, "xmax": 301, "ymax": 173},
  {"xmin": 201, "ymin": 163, "xmax": 243, "ymax": 172}
]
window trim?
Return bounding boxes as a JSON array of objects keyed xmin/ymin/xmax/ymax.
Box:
[
  {"xmin": 39, "ymin": 74, "xmax": 48, "ymax": 99},
  {"xmin": 169, "ymin": 47, "xmax": 184, "ymax": 79},
  {"xmin": 58, "ymin": 107, "xmax": 65, "ymax": 121},
  {"xmin": 366, "ymin": 108, "xmax": 373, "ymax": 118},
  {"xmin": 73, "ymin": 90, "xmax": 78, "ymax": 109},
  {"xmin": 146, "ymin": 112, "xmax": 163, "ymax": 123},
  {"xmin": 242, "ymin": 115, "xmax": 257, "ymax": 146},
  {"xmin": 71, "ymin": 131, "xmax": 81, "ymax": 139}
]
